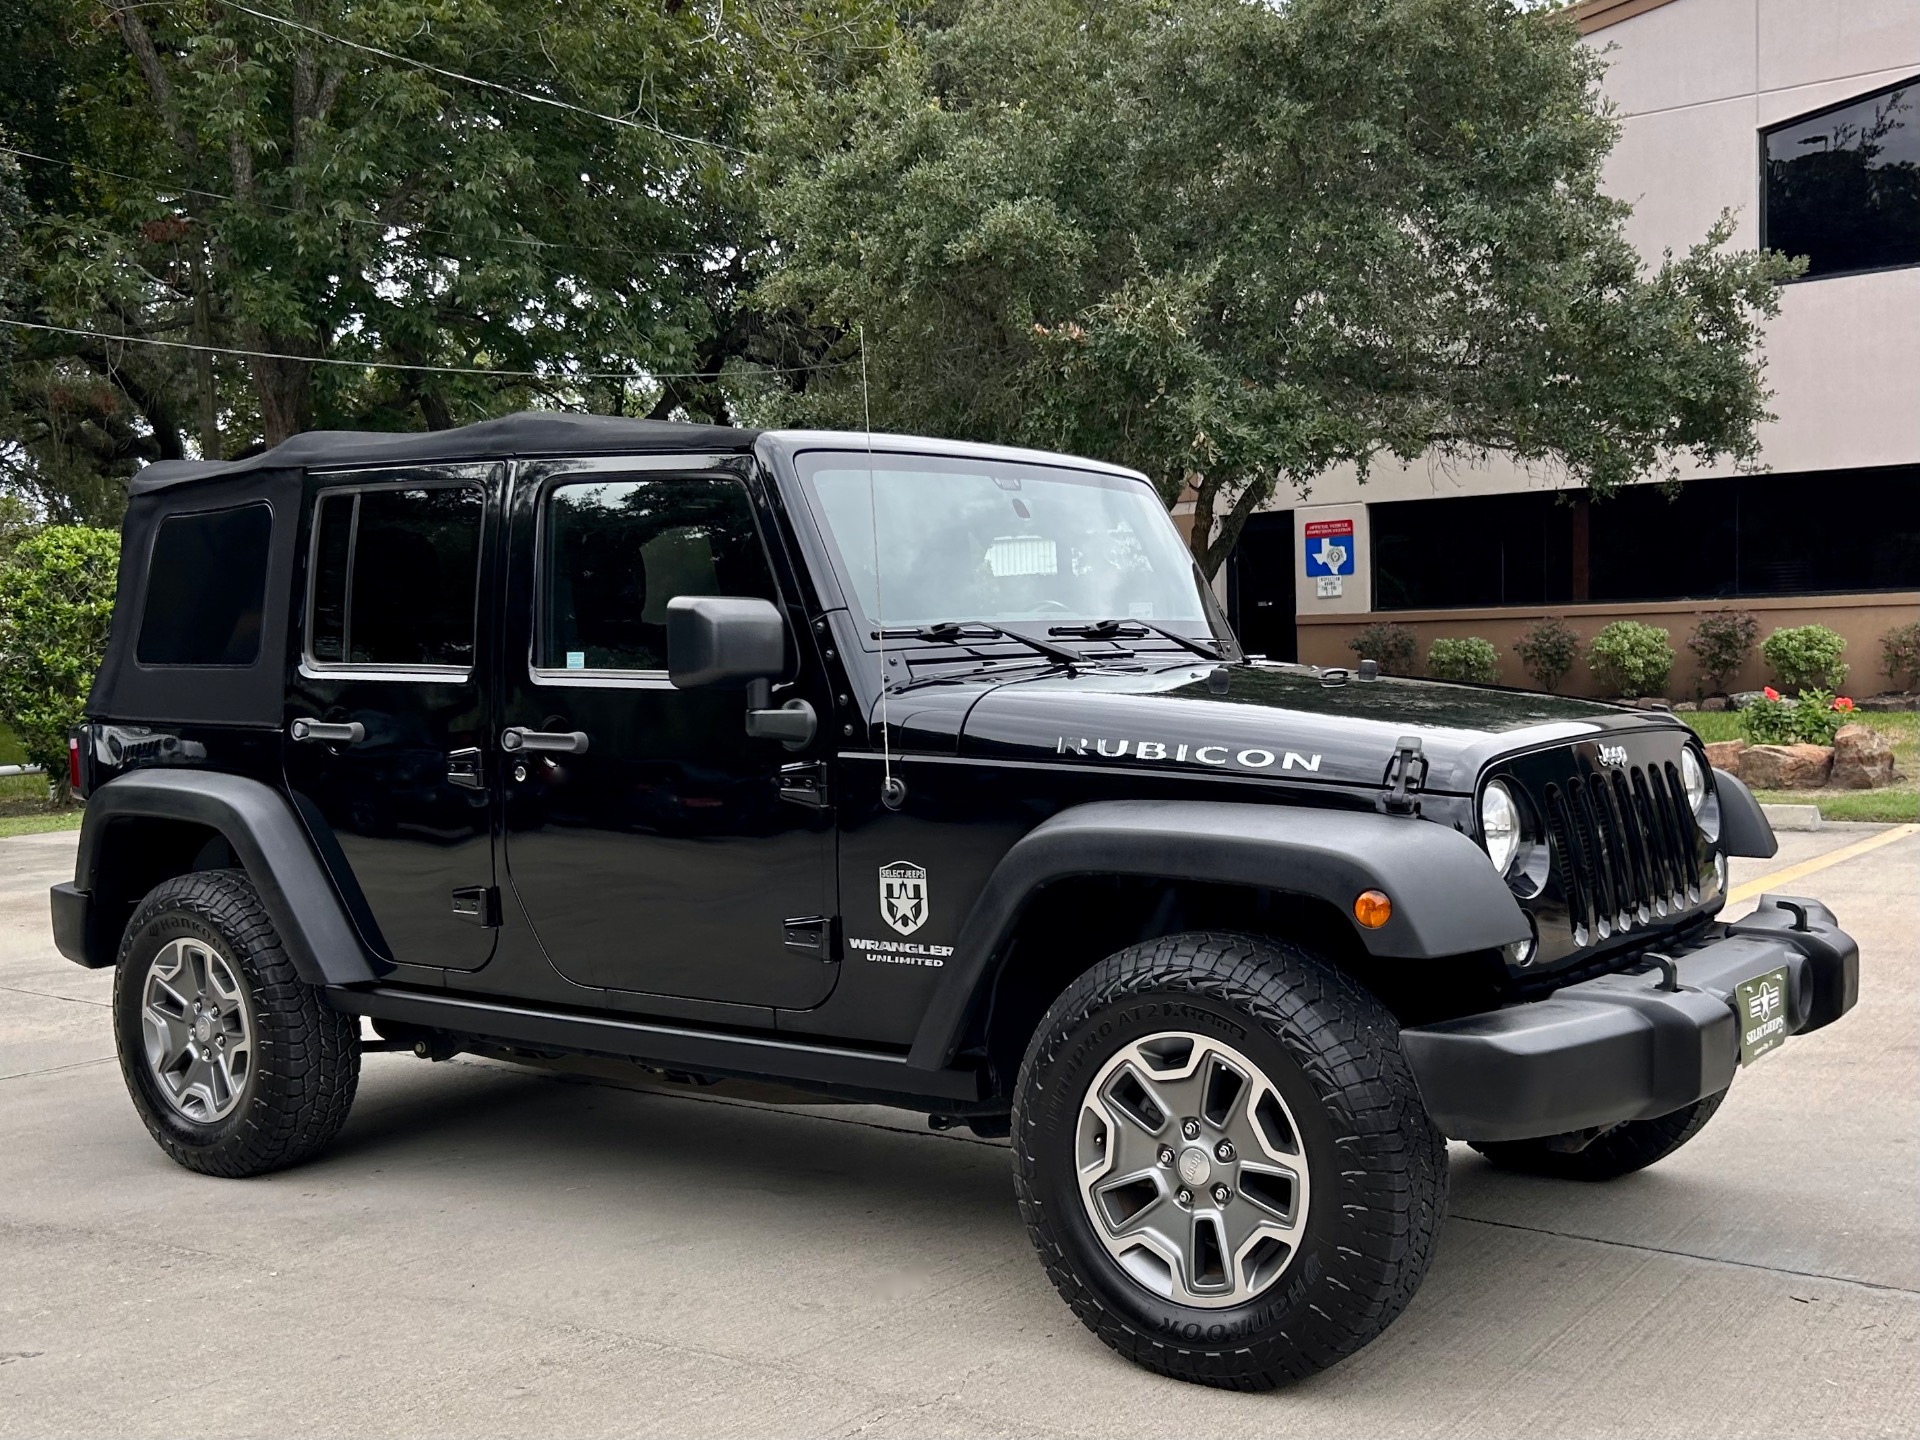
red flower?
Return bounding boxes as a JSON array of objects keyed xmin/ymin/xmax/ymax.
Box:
[
  {"xmin": 1833, "ymin": 696, "xmax": 1855, "ymax": 712},
  {"xmin": 1762, "ymin": 686, "xmax": 1780, "ymax": 701}
]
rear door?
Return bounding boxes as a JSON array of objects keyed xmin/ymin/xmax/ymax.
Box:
[
  {"xmin": 498, "ymin": 455, "xmax": 838, "ymax": 1010},
  {"xmin": 285, "ymin": 466, "xmax": 498, "ymax": 971}
]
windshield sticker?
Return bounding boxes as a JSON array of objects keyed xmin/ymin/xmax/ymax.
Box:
[
  {"xmin": 880, "ymin": 861, "xmax": 930, "ymax": 935},
  {"xmin": 1055, "ymin": 736, "xmax": 1320, "ymax": 772}
]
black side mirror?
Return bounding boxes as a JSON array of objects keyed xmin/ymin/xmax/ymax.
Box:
[
  {"xmin": 666, "ymin": 596, "xmax": 786, "ymax": 688},
  {"xmin": 665, "ymin": 595, "xmax": 816, "ymax": 750}
]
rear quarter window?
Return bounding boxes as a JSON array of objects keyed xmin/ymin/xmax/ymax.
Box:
[{"xmin": 135, "ymin": 503, "xmax": 274, "ymax": 666}]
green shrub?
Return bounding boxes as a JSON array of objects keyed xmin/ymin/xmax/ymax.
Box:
[
  {"xmin": 1762, "ymin": 624, "xmax": 1847, "ymax": 693},
  {"xmin": 1686, "ymin": 609, "xmax": 1758, "ymax": 693},
  {"xmin": 1587, "ymin": 620, "xmax": 1673, "ymax": 699},
  {"xmin": 1427, "ymin": 636, "xmax": 1500, "ymax": 685},
  {"xmin": 0, "ymin": 526, "xmax": 120, "ymax": 803},
  {"xmin": 1740, "ymin": 687, "xmax": 1855, "ymax": 747},
  {"xmin": 1882, "ymin": 621, "xmax": 1920, "ymax": 691},
  {"xmin": 1347, "ymin": 621, "xmax": 1417, "ymax": 675},
  {"xmin": 1513, "ymin": 616, "xmax": 1579, "ymax": 692}
]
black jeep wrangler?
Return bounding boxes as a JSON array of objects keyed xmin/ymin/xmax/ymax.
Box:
[{"xmin": 52, "ymin": 413, "xmax": 1857, "ymax": 1388}]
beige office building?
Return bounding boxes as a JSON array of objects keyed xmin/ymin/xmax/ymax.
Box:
[{"xmin": 1228, "ymin": 0, "xmax": 1919, "ymax": 697}]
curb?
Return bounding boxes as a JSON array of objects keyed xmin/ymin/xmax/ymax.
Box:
[{"xmin": 1761, "ymin": 803, "xmax": 1823, "ymax": 831}]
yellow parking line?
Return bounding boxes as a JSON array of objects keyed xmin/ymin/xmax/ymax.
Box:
[{"xmin": 1728, "ymin": 823, "xmax": 1920, "ymax": 906}]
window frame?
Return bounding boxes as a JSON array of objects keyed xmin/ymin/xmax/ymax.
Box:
[
  {"xmin": 135, "ymin": 499, "xmax": 276, "ymax": 669},
  {"xmin": 525, "ymin": 455, "xmax": 788, "ymax": 690},
  {"xmin": 1760, "ymin": 73, "xmax": 1920, "ymax": 285},
  {"xmin": 299, "ymin": 468, "xmax": 490, "ymax": 682}
]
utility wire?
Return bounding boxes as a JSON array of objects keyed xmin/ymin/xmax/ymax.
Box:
[
  {"xmin": 225, "ymin": 4, "xmax": 746, "ymax": 156},
  {"xmin": 0, "ymin": 142, "xmax": 723, "ymax": 264},
  {"xmin": 0, "ymin": 317, "xmax": 851, "ymax": 384}
]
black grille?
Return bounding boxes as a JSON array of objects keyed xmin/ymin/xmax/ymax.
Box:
[{"xmin": 1544, "ymin": 760, "xmax": 1699, "ymax": 945}]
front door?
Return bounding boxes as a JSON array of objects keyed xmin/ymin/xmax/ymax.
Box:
[
  {"xmin": 499, "ymin": 456, "xmax": 837, "ymax": 1010},
  {"xmin": 285, "ymin": 467, "xmax": 498, "ymax": 971}
]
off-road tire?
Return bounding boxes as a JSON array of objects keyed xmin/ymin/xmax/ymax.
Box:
[
  {"xmin": 1011, "ymin": 931, "xmax": 1447, "ymax": 1390},
  {"xmin": 113, "ymin": 869, "xmax": 360, "ymax": 1176},
  {"xmin": 1468, "ymin": 1089, "xmax": 1728, "ymax": 1182}
]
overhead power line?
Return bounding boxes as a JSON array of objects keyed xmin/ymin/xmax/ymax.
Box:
[
  {"xmin": 0, "ymin": 143, "xmax": 722, "ymax": 264},
  {"xmin": 0, "ymin": 318, "xmax": 847, "ymax": 384},
  {"xmin": 225, "ymin": 4, "xmax": 746, "ymax": 156}
]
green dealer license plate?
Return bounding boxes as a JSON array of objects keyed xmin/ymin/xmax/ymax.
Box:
[{"xmin": 1735, "ymin": 966, "xmax": 1792, "ymax": 1066}]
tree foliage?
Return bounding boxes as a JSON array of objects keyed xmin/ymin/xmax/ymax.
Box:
[
  {"xmin": 0, "ymin": 0, "xmax": 890, "ymax": 522},
  {"xmin": 760, "ymin": 0, "xmax": 1801, "ymax": 577},
  {"xmin": 0, "ymin": 522, "xmax": 118, "ymax": 800}
]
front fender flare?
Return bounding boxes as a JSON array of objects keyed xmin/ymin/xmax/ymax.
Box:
[
  {"xmin": 906, "ymin": 799, "xmax": 1529, "ymax": 1070},
  {"xmin": 72, "ymin": 769, "xmax": 384, "ymax": 987}
]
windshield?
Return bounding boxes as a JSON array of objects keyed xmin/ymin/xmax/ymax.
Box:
[{"xmin": 797, "ymin": 451, "xmax": 1225, "ymax": 639}]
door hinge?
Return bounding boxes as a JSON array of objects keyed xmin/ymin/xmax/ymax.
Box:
[
  {"xmin": 777, "ymin": 761, "xmax": 829, "ymax": 809},
  {"xmin": 446, "ymin": 747, "xmax": 485, "ymax": 791},
  {"xmin": 782, "ymin": 914, "xmax": 840, "ymax": 960},
  {"xmin": 451, "ymin": 885, "xmax": 502, "ymax": 928}
]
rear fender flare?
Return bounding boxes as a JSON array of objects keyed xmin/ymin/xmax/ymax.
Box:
[
  {"xmin": 73, "ymin": 770, "xmax": 384, "ymax": 986},
  {"xmin": 905, "ymin": 799, "xmax": 1529, "ymax": 1069}
]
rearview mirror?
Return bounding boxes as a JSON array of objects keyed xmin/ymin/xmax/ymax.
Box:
[{"xmin": 666, "ymin": 596, "xmax": 787, "ymax": 688}]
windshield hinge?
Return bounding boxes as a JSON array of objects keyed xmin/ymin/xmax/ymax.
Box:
[{"xmin": 1380, "ymin": 736, "xmax": 1428, "ymax": 816}]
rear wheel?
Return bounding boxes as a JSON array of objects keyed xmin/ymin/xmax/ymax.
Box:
[
  {"xmin": 113, "ymin": 870, "xmax": 360, "ymax": 1176},
  {"xmin": 1469, "ymin": 1090, "xmax": 1728, "ymax": 1181},
  {"xmin": 1012, "ymin": 931, "xmax": 1447, "ymax": 1390}
]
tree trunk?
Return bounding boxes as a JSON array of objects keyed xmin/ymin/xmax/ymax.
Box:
[
  {"xmin": 1187, "ymin": 472, "xmax": 1276, "ymax": 582},
  {"xmin": 248, "ymin": 348, "xmax": 315, "ymax": 447}
]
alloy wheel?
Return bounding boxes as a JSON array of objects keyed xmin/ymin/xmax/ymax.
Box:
[{"xmin": 1075, "ymin": 1030, "xmax": 1311, "ymax": 1308}]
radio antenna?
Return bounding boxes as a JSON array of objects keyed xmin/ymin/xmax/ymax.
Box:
[{"xmin": 860, "ymin": 324, "xmax": 904, "ymax": 810}]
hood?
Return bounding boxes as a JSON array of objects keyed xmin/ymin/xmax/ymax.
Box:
[{"xmin": 887, "ymin": 661, "xmax": 1686, "ymax": 795}]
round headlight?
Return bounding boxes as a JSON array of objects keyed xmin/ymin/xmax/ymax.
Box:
[
  {"xmin": 1681, "ymin": 748, "xmax": 1708, "ymax": 813},
  {"xmin": 1480, "ymin": 780, "xmax": 1521, "ymax": 875}
]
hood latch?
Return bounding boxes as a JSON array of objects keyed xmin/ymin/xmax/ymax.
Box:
[{"xmin": 1382, "ymin": 735, "xmax": 1428, "ymax": 815}]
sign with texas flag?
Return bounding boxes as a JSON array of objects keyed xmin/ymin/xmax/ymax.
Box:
[{"xmin": 1303, "ymin": 518, "xmax": 1355, "ymax": 577}]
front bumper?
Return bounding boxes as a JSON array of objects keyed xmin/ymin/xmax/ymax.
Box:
[{"xmin": 1400, "ymin": 895, "xmax": 1857, "ymax": 1143}]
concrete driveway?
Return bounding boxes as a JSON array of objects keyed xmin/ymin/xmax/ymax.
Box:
[{"xmin": 3, "ymin": 825, "xmax": 1915, "ymax": 1438}]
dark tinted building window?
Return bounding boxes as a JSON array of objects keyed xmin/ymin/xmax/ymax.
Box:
[
  {"xmin": 1372, "ymin": 492, "xmax": 1572, "ymax": 610},
  {"xmin": 1369, "ymin": 468, "xmax": 1920, "ymax": 609},
  {"xmin": 540, "ymin": 476, "xmax": 774, "ymax": 672},
  {"xmin": 1763, "ymin": 79, "xmax": 1920, "ymax": 279},
  {"xmin": 306, "ymin": 485, "xmax": 482, "ymax": 668},
  {"xmin": 137, "ymin": 504, "xmax": 273, "ymax": 666}
]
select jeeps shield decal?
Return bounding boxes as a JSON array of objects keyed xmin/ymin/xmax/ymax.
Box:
[{"xmin": 879, "ymin": 861, "xmax": 929, "ymax": 936}]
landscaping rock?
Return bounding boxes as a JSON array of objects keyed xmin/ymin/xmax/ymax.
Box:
[
  {"xmin": 1704, "ymin": 739, "xmax": 1746, "ymax": 776},
  {"xmin": 1740, "ymin": 743, "xmax": 1833, "ymax": 789},
  {"xmin": 1729, "ymin": 690, "xmax": 1763, "ymax": 710},
  {"xmin": 1671, "ymin": 700, "xmax": 1698, "ymax": 712},
  {"xmin": 1857, "ymin": 693, "xmax": 1919, "ymax": 712},
  {"xmin": 1699, "ymin": 695, "xmax": 1731, "ymax": 712},
  {"xmin": 1831, "ymin": 723, "xmax": 1896, "ymax": 789}
]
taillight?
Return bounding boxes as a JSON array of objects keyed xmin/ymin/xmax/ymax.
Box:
[{"xmin": 68, "ymin": 731, "xmax": 85, "ymax": 799}]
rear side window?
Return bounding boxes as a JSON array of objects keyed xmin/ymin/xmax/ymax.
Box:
[
  {"xmin": 307, "ymin": 485, "xmax": 483, "ymax": 668},
  {"xmin": 137, "ymin": 504, "xmax": 273, "ymax": 666},
  {"xmin": 539, "ymin": 476, "xmax": 775, "ymax": 672}
]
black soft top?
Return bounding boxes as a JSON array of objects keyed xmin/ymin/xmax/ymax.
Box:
[{"xmin": 131, "ymin": 411, "xmax": 760, "ymax": 494}]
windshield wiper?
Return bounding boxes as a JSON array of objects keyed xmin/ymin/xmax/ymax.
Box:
[
  {"xmin": 1049, "ymin": 618, "xmax": 1227, "ymax": 661},
  {"xmin": 875, "ymin": 621, "xmax": 1090, "ymax": 668}
]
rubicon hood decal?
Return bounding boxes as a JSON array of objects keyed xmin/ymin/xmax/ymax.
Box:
[{"xmin": 1056, "ymin": 735, "xmax": 1322, "ymax": 773}]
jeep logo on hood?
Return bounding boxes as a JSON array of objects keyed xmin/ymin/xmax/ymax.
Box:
[{"xmin": 1056, "ymin": 736, "xmax": 1321, "ymax": 772}]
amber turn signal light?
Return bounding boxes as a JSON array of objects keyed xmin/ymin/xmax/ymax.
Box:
[{"xmin": 1353, "ymin": 890, "xmax": 1392, "ymax": 929}]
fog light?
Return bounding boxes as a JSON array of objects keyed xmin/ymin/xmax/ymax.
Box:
[
  {"xmin": 1353, "ymin": 890, "xmax": 1392, "ymax": 929},
  {"xmin": 1504, "ymin": 921, "xmax": 1538, "ymax": 968}
]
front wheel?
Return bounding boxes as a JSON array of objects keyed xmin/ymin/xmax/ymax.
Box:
[
  {"xmin": 113, "ymin": 869, "xmax": 361, "ymax": 1177},
  {"xmin": 1012, "ymin": 932, "xmax": 1447, "ymax": 1390}
]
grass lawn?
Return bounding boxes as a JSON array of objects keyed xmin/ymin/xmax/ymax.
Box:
[
  {"xmin": 1684, "ymin": 709, "xmax": 1919, "ymax": 824},
  {"xmin": 0, "ymin": 750, "xmax": 83, "ymax": 838}
]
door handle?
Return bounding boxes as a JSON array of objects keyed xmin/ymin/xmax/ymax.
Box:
[
  {"xmin": 289, "ymin": 718, "xmax": 365, "ymax": 744},
  {"xmin": 501, "ymin": 726, "xmax": 590, "ymax": 755}
]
